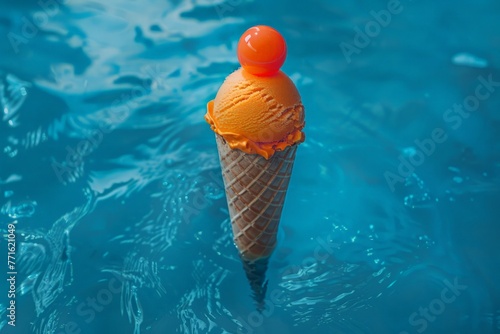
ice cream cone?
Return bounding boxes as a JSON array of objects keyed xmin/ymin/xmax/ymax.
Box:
[
  {"xmin": 204, "ymin": 25, "xmax": 305, "ymax": 307},
  {"xmin": 215, "ymin": 134, "xmax": 297, "ymax": 261}
]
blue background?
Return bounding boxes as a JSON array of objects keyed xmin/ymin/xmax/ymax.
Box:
[{"xmin": 1, "ymin": 0, "xmax": 500, "ymax": 333}]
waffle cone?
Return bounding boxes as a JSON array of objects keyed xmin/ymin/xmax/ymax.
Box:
[{"xmin": 215, "ymin": 134, "xmax": 297, "ymax": 261}]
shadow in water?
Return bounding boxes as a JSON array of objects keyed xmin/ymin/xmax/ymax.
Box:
[{"xmin": 241, "ymin": 256, "xmax": 269, "ymax": 312}]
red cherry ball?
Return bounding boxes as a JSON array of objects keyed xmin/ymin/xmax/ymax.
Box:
[{"xmin": 237, "ymin": 25, "xmax": 287, "ymax": 76}]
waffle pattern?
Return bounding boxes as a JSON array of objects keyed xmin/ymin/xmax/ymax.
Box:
[{"xmin": 216, "ymin": 134, "xmax": 297, "ymax": 261}]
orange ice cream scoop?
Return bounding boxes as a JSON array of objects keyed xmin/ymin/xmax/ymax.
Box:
[
  {"xmin": 205, "ymin": 69, "xmax": 305, "ymax": 159},
  {"xmin": 205, "ymin": 25, "xmax": 305, "ymax": 159}
]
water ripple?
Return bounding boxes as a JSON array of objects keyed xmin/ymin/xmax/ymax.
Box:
[
  {"xmin": 1, "ymin": 200, "xmax": 37, "ymax": 218},
  {"xmin": 14, "ymin": 190, "xmax": 95, "ymax": 325},
  {"xmin": 0, "ymin": 72, "xmax": 31, "ymax": 127},
  {"xmin": 175, "ymin": 259, "xmax": 237, "ymax": 334}
]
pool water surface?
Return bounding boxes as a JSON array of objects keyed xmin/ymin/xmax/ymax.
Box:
[{"xmin": 1, "ymin": 0, "xmax": 500, "ymax": 333}]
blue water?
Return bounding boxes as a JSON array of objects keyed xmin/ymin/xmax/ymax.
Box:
[{"xmin": 1, "ymin": 0, "xmax": 500, "ymax": 333}]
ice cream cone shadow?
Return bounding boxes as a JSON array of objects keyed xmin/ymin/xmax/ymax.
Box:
[{"xmin": 240, "ymin": 255, "xmax": 269, "ymax": 312}]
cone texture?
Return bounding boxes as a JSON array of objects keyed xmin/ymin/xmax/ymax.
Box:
[{"xmin": 216, "ymin": 134, "xmax": 296, "ymax": 261}]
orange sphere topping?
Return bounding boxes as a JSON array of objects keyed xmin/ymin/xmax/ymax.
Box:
[{"xmin": 237, "ymin": 25, "xmax": 287, "ymax": 76}]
